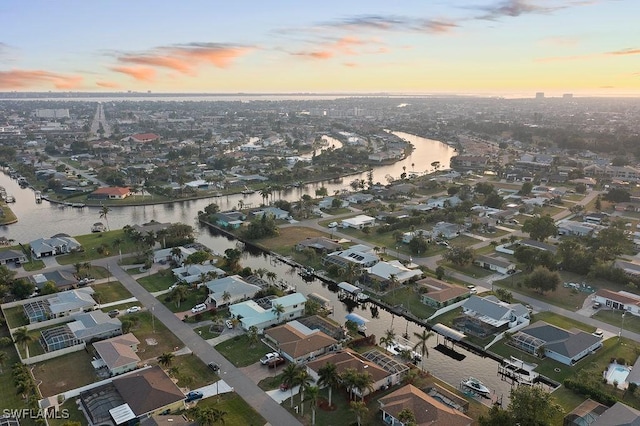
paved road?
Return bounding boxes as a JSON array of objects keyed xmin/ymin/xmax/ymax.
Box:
[{"xmin": 93, "ymin": 256, "xmax": 302, "ymax": 426}]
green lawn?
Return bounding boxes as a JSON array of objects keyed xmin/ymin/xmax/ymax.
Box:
[
  {"xmin": 534, "ymin": 311, "xmax": 596, "ymax": 333},
  {"xmin": 55, "ymin": 230, "xmax": 138, "ymax": 265},
  {"xmin": 194, "ymin": 324, "xmax": 223, "ymax": 340},
  {"xmin": 381, "ymin": 287, "xmax": 437, "ymax": 320},
  {"xmin": 0, "ymin": 327, "xmax": 37, "ymax": 426},
  {"xmin": 138, "ymin": 270, "xmax": 176, "ymax": 292},
  {"xmin": 593, "ymin": 309, "xmax": 640, "ymax": 335},
  {"xmin": 215, "ymin": 335, "xmax": 273, "ymax": 367},
  {"xmin": 160, "ymin": 286, "xmax": 209, "ymax": 313},
  {"xmin": 3, "ymin": 305, "xmax": 29, "ymax": 329},
  {"xmin": 91, "ymin": 281, "xmax": 132, "ymax": 304},
  {"xmin": 126, "ymin": 311, "xmax": 183, "ymax": 360},
  {"xmin": 22, "ymin": 260, "xmax": 45, "ymax": 271},
  {"xmin": 170, "ymin": 353, "xmax": 219, "ymax": 389},
  {"xmin": 32, "ymin": 350, "xmax": 97, "ymax": 397},
  {"xmin": 193, "ymin": 392, "xmax": 266, "ymax": 426},
  {"xmin": 48, "ymin": 399, "xmax": 87, "ymax": 426},
  {"xmin": 440, "ymin": 261, "xmax": 494, "ymax": 278}
]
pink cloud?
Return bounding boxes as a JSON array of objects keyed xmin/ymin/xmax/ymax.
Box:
[
  {"xmin": 96, "ymin": 80, "xmax": 121, "ymax": 88},
  {"xmin": 110, "ymin": 66, "xmax": 156, "ymax": 81},
  {"xmin": 0, "ymin": 69, "xmax": 83, "ymax": 89},
  {"xmin": 607, "ymin": 48, "xmax": 640, "ymax": 56}
]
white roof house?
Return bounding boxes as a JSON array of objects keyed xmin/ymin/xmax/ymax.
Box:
[
  {"xmin": 153, "ymin": 246, "xmax": 196, "ymax": 264},
  {"xmin": 341, "ymin": 215, "xmax": 376, "ymax": 229},
  {"xmin": 172, "ymin": 263, "xmax": 225, "ymax": 285},
  {"xmin": 366, "ymin": 260, "xmax": 423, "ymax": 283},
  {"xmin": 229, "ymin": 293, "xmax": 307, "ymax": 331},
  {"xmin": 47, "ymin": 288, "xmax": 97, "ymax": 317},
  {"xmin": 205, "ymin": 275, "xmax": 261, "ymax": 307},
  {"xmin": 30, "ymin": 236, "xmax": 81, "ymax": 258},
  {"xmin": 323, "ymin": 244, "xmax": 380, "ymax": 269}
]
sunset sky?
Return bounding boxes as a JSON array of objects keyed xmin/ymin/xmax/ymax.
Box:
[{"xmin": 1, "ymin": 0, "xmax": 638, "ymax": 96}]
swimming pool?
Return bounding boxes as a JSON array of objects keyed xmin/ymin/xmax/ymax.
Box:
[{"xmin": 605, "ymin": 364, "xmax": 630, "ymax": 387}]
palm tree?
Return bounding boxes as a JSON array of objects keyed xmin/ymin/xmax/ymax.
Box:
[
  {"xmin": 413, "ymin": 329, "xmax": 434, "ymax": 370},
  {"xmin": 318, "ymin": 362, "xmax": 340, "ymax": 408},
  {"xmin": 398, "ymin": 408, "xmax": 417, "ymax": 425},
  {"xmin": 171, "ymin": 285, "xmax": 188, "ymax": 308},
  {"xmin": 272, "ymin": 303, "xmax": 285, "ymax": 323},
  {"xmin": 259, "ymin": 187, "xmax": 272, "ymax": 206},
  {"xmin": 304, "ymin": 385, "xmax": 320, "ymax": 425},
  {"xmin": 350, "ymin": 400, "xmax": 368, "ymax": 426},
  {"xmin": 281, "ymin": 364, "xmax": 301, "ymax": 408},
  {"xmin": 211, "ymin": 407, "xmax": 227, "ymax": 424},
  {"xmin": 99, "ymin": 205, "xmax": 112, "ymax": 231},
  {"xmin": 379, "ymin": 328, "xmax": 396, "ymax": 351},
  {"xmin": 13, "ymin": 327, "xmax": 32, "ymax": 359},
  {"xmin": 247, "ymin": 326, "xmax": 259, "ymax": 348},
  {"xmin": 170, "ymin": 246, "xmax": 183, "ymax": 264},
  {"xmin": 354, "ymin": 372, "xmax": 374, "ymax": 402},
  {"xmin": 168, "ymin": 366, "xmax": 180, "ymax": 378},
  {"xmin": 0, "ymin": 351, "xmax": 7, "ymax": 372},
  {"xmin": 296, "ymin": 369, "xmax": 313, "ymax": 406},
  {"xmin": 341, "ymin": 368, "xmax": 359, "ymax": 401},
  {"xmin": 156, "ymin": 229, "xmax": 169, "ymax": 249},
  {"xmin": 266, "ymin": 271, "xmax": 277, "ymax": 284},
  {"xmin": 157, "ymin": 352, "xmax": 175, "ymax": 367},
  {"xmin": 222, "ymin": 291, "xmax": 231, "ymax": 306}
]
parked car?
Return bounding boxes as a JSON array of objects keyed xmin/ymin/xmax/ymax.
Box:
[
  {"xmin": 168, "ymin": 283, "xmax": 179, "ymax": 291},
  {"xmin": 593, "ymin": 329, "xmax": 604, "ymax": 338},
  {"xmin": 279, "ymin": 382, "xmax": 290, "ymax": 391},
  {"xmin": 260, "ymin": 352, "xmax": 280, "ymax": 365},
  {"xmin": 191, "ymin": 303, "xmax": 207, "ymax": 314},
  {"xmin": 208, "ymin": 362, "xmax": 219, "ymax": 372},
  {"xmin": 108, "ymin": 309, "xmax": 120, "ymax": 318},
  {"xmin": 185, "ymin": 391, "xmax": 203, "ymax": 402},
  {"xmin": 593, "ymin": 302, "xmax": 602, "ymax": 309},
  {"xmin": 267, "ymin": 356, "xmax": 286, "ymax": 368},
  {"xmin": 126, "ymin": 306, "xmax": 141, "ymax": 314},
  {"xmin": 225, "ymin": 319, "xmax": 234, "ymax": 329},
  {"xmin": 78, "ymin": 277, "xmax": 95, "ymax": 286},
  {"xmin": 328, "ymin": 221, "xmax": 338, "ymax": 228}
]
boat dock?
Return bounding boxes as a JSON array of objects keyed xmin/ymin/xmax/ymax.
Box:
[{"xmin": 497, "ymin": 356, "xmax": 540, "ymax": 385}]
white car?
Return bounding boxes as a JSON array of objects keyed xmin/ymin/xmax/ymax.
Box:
[
  {"xmin": 328, "ymin": 221, "xmax": 338, "ymax": 228},
  {"xmin": 126, "ymin": 306, "xmax": 141, "ymax": 314},
  {"xmin": 168, "ymin": 283, "xmax": 179, "ymax": 291},
  {"xmin": 260, "ymin": 352, "xmax": 280, "ymax": 365},
  {"xmin": 225, "ymin": 319, "xmax": 234, "ymax": 329}
]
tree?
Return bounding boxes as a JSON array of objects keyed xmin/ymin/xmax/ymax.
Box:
[
  {"xmin": 604, "ymin": 188, "xmax": 631, "ymax": 203},
  {"xmin": 296, "ymin": 369, "xmax": 313, "ymax": 407},
  {"xmin": 413, "ymin": 329, "xmax": 434, "ymax": 370},
  {"xmin": 524, "ymin": 266, "xmax": 561, "ymax": 294},
  {"xmin": 281, "ymin": 364, "xmax": 302, "ymax": 408},
  {"xmin": 41, "ymin": 281, "xmax": 58, "ymax": 295},
  {"xmin": 13, "ymin": 327, "xmax": 33, "ymax": 358},
  {"xmin": 519, "ymin": 181, "xmax": 533, "ymax": 196},
  {"xmin": 398, "ymin": 408, "xmax": 417, "ymax": 425},
  {"xmin": 435, "ymin": 265, "xmax": 445, "ymax": 280},
  {"xmin": 514, "ymin": 246, "xmax": 557, "ymax": 272},
  {"xmin": 0, "ymin": 351, "xmax": 7, "ymax": 372},
  {"xmin": 522, "ymin": 215, "xmax": 558, "ymax": 242},
  {"xmin": 350, "ymin": 401, "xmax": 368, "ymax": 426},
  {"xmin": 479, "ymin": 385, "xmax": 563, "ymax": 426},
  {"xmin": 99, "ymin": 205, "xmax": 112, "ymax": 231},
  {"xmin": 272, "ymin": 303, "xmax": 285, "ymax": 323},
  {"xmin": 11, "ymin": 279, "xmax": 35, "ymax": 299},
  {"xmin": 157, "ymin": 352, "xmax": 175, "ymax": 367},
  {"xmin": 317, "ymin": 362, "xmax": 340, "ymax": 408},
  {"xmin": 379, "ymin": 328, "xmax": 397, "ymax": 350},
  {"xmin": 353, "ymin": 371, "xmax": 374, "ymax": 401},
  {"xmin": 247, "ymin": 326, "xmax": 259, "ymax": 348},
  {"xmin": 305, "ymin": 385, "xmax": 320, "ymax": 425},
  {"xmin": 222, "ymin": 291, "xmax": 231, "ymax": 305},
  {"xmin": 442, "ymin": 245, "xmax": 474, "ymax": 266},
  {"xmin": 170, "ymin": 285, "xmax": 188, "ymax": 308}
]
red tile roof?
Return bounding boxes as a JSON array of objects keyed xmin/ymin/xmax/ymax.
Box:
[
  {"xmin": 92, "ymin": 187, "xmax": 131, "ymax": 196},
  {"xmin": 131, "ymin": 133, "xmax": 160, "ymax": 142}
]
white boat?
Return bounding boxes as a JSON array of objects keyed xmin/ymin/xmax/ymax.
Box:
[
  {"xmin": 462, "ymin": 377, "xmax": 490, "ymax": 396},
  {"xmin": 385, "ymin": 341, "xmax": 422, "ymax": 362}
]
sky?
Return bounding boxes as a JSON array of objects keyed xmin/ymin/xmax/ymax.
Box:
[{"xmin": 1, "ymin": 0, "xmax": 639, "ymax": 97}]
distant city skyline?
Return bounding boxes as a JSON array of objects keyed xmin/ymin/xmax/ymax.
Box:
[{"xmin": 1, "ymin": 0, "xmax": 638, "ymax": 97}]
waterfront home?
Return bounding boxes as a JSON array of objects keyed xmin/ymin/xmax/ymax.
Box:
[
  {"xmin": 345, "ymin": 193, "xmax": 374, "ymax": 204},
  {"xmin": 213, "ymin": 211, "xmax": 245, "ymax": 228},
  {"xmin": 455, "ymin": 295, "xmax": 529, "ymax": 338},
  {"xmin": 229, "ymin": 292, "xmax": 307, "ymax": 332},
  {"xmin": 593, "ymin": 289, "xmax": 640, "ymax": 315},
  {"xmin": 378, "ymin": 384, "xmax": 472, "ymax": 426},
  {"xmin": 322, "ymin": 244, "xmax": 380, "ymax": 269},
  {"xmin": 30, "ymin": 235, "xmax": 81, "ymax": 258},
  {"xmin": 306, "ymin": 349, "xmax": 398, "ymax": 398},
  {"xmin": 295, "ymin": 237, "xmax": 342, "ymax": 255},
  {"xmin": 22, "ymin": 288, "xmax": 97, "ymax": 323},
  {"xmin": 365, "ymin": 260, "xmax": 423, "ymax": 284},
  {"xmin": 131, "ymin": 221, "xmax": 172, "ymax": 236},
  {"xmin": 0, "ymin": 249, "xmax": 27, "ymax": 266},
  {"xmin": 153, "ymin": 246, "xmax": 196, "ymax": 264},
  {"xmin": 251, "ymin": 206, "xmax": 290, "ymax": 220},
  {"xmin": 93, "ymin": 333, "xmax": 141, "ymax": 376},
  {"xmin": 88, "ymin": 186, "xmax": 132, "ymax": 200},
  {"xmin": 264, "ymin": 321, "xmax": 339, "ymax": 364},
  {"xmin": 474, "ymin": 254, "xmax": 516, "ymax": 275},
  {"xmin": 172, "ymin": 263, "xmax": 225, "ymax": 286},
  {"xmin": 418, "ymin": 277, "xmax": 471, "ymax": 309},
  {"xmin": 510, "ymin": 320, "xmax": 602, "ymax": 366},
  {"xmin": 318, "ymin": 196, "xmax": 349, "ymax": 209},
  {"xmin": 205, "ymin": 275, "xmax": 261, "ymax": 307},
  {"xmin": 341, "ymin": 214, "xmax": 376, "ymax": 229},
  {"xmin": 41, "ymin": 311, "xmax": 122, "ymax": 352}
]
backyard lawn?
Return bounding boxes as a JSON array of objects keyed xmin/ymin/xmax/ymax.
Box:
[
  {"xmin": 192, "ymin": 392, "xmax": 266, "ymax": 426},
  {"xmin": 48, "ymin": 399, "xmax": 87, "ymax": 426},
  {"xmin": 215, "ymin": 334, "xmax": 273, "ymax": 367},
  {"xmin": 3, "ymin": 305, "xmax": 29, "ymax": 328},
  {"xmin": 381, "ymin": 287, "xmax": 437, "ymax": 320},
  {"xmin": 258, "ymin": 226, "xmax": 328, "ymax": 255},
  {"xmin": 160, "ymin": 286, "xmax": 209, "ymax": 313},
  {"xmin": 169, "ymin": 353, "xmax": 219, "ymax": 389},
  {"xmin": 91, "ymin": 281, "xmax": 132, "ymax": 304},
  {"xmin": 56, "ymin": 230, "xmax": 138, "ymax": 265},
  {"xmin": 32, "ymin": 350, "xmax": 97, "ymax": 397},
  {"xmin": 138, "ymin": 270, "xmax": 176, "ymax": 292},
  {"xmin": 0, "ymin": 327, "xmax": 37, "ymax": 426}
]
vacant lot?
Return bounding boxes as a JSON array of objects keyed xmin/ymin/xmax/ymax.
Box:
[
  {"xmin": 138, "ymin": 270, "xmax": 175, "ymax": 292},
  {"xmin": 92, "ymin": 281, "xmax": 132, "ymax": 304},
  {"xmin": 259, "ymin": 226, "xmax": 328, "ymax": 255},
  {"xmin": 126, "ymin": 312, "xmax": 183, "ymax": 360},
  {"xmin": 33, "ymin": 350, "xmax": 97, "ymax": 397},
  {"xmin": 215, "ymin": 334, "xmax": 273, "ymax": 367},
  {"xmin": 56, "ymin": 230, "xmax": 138, "ymax": 264}
]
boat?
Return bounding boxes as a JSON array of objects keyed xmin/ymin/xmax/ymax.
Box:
[
  {"xmin": 71, "ymin": 203, "xmax": 86, "ymax": 208},
  {"xmin": 5, "ymin": 194, "xmax": 15, "ymax": 203},
  {"xmin": 385, "ymin": 340, "xmax": 422, "ymax": 362},
  {"xmin": 345, "ymin": 313, "xmax": 369, "ymax": 333},
  {"xmin": 34, "ymin": 191, "xmax": 42, "ymax": 203},
  {"xmin": 462, "ymin": 377, "xmax": 491, "ymax": 397}
]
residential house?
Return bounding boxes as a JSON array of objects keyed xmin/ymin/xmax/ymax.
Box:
[
  {"xmin": 111, "ymin": 366, "xmax": 185, "ymax": 420},
  {"xmin": 88, "ymin": 187, "xmax": 132, "ymax": 200},
  {"xmin": 126, "ymin": 133, "xmax": 161, "ymax": 144},
  {"xmin": 510, "ymin": 321, "xmax": 602, "ymax": 366},
  {"xmin": 518, "ymin": 239, "xmax": 558, "ymax": 254},
  {"xmin": 153, "ymin": 246, "xmax": 196, "ymax": 264},
  {"xmin": 593, "ymin": 289, "xmax": 640, "ymax": 315},
  {"xmin": 93, "ymin": 333, "xmax": 141, "ymax": 376},
  {"xmin": 205, "ymin": 275, "xmax": 261, "ymax": 307},
  {"xmin": 378, "ymin": 384, "xmax": 472, "ymax": 426},
  {"xmin": 23, "ymin": 288, "xmax": 97, "ymax": 323},
  {"xmin": 323, "ymin": 244, "xmax": 380, "ymax": 269},
  {"xmin": 557, "ymin": 220, "xmax": 595, "ymax": 237},
  {"xmin": 418, "ymin": 277, "xmax": 471, "ymax": 309},
  {"xmin": 318, "ymin": 197, "xmax": 349, "ymax": 209},
  {"xmin": 584, "ymin": 212, "xmax": 609, "ymax": 225},
  {"xmin": 30, "ymin": 235, "xmax": 81, "ymax": 258},
  {"xmin": 563, "ymin": 399, "xmax": 608, "ymax": 426},
  {"xmin": 295, "ymin": 237, "xmax": 342, "ymax": 254},
  {"xmin": 366, "ymin": 260, "xmax": 423, "ymax": 284},
  {"xmin": 450, "ymin": 155, "xmax": 490, "ymax": 171},
  {"xmin": 31, "ymin": 270, "xmax": 78, "ymax": 291},
  {"xmin": 401, "ymin": 229, "xmax": 430, "ymax": 244},
  {"xmin": 427, "ymin": 196, "xmax": 462, "ymax": 209},
  {"xmin": 264, "ymin": 321, "xmax": 339, "ymax": 364},
  {"xmin": 213, "ymin": 211, "xmax": 245, "ymax": 229},
  {"xmin": 0, "ymin": 249, "xmax": 27, "ymax": 266},
  {"xmin": 306, "ymin": 349, "xmax": 398, "ymax": 398},
  {"xmin": 172, "ymin": 263, "xmax": 225, "ymax": 286},
  {"xmin": 474, "ymin": 254, "xmax": 516, "ymax": 275},
  {"xmin": 131, "ymin": 221, "xmax": 172, "ymax": 236},
  {"xmin": 345, "ymin": 193, "xmax": 374, "ymax": 204},
  {"xmin": 252, "ymin": 207, "xmax": 290, "ymax": 220},
  {"xmin": 614, "ymin": 260, "xmax": 640, "ymax": 278},
  {"xmin": 341, "ymin": 215, "xmax": 376, "ymax": 229},
  {"xmin": 229, "ymin": 293, "xmax": 307, "ymax": 331},
  {"xmin": 431, "ymin": 221, "xmax": 461, "ymax": 239},
  {"xmin": 454, "ymin": 295, "xmax": 530, "ymax": 338},
  {"xmin": 40, "ymin": 311, "xmax": 122, "ymax": 352},
  {"xmin": 590, "ymin": 402, "xmax": 640, "ymax": 425}
]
